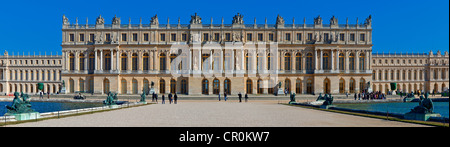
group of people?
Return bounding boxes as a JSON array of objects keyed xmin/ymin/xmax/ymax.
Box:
[
  {"xmin": 350, "ymin": 91, "xmax": 386, "ymax": 100},
  {"xmin": 151, "ymin": 93, "xmax": 178, "ymax": 104},
  {"xmin": 218, "ymin": 92, "xmax": 249, "ymax": 102}
]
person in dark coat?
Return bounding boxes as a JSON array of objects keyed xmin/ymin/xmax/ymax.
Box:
[
  {"xmin": 244, "ymin": 93, "xmax": 248, "ymax": 102},
  {"xmin": 238, "ymin": 92, "xmax": 242, "ymax": 103},
  {"xmin": 354, "ymin": 93, "xmax": 357, "ymax": 100},
  {"xmin": 174, "ymin": 93, "xmax": 178, "ymax": 104},
  {"xmin": 168, "ymin": 93, "xmax": 173, "ymax": 104}
]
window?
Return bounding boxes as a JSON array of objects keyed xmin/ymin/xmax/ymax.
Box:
[
  {"xmin": 79, "ymin": 53, "xmax": 85, "ymax": 70},
  {"xmin": 144, "ymin": 33, "xmax": 149, "ymax": 41},
  {"xmin": 306, "ymin": 53, "xmax": 313, "ymax": 70},
  {"xmin": 202, "ymin": 79, "xmax": 209, "ymax": 94},
  {"xmin": 285, "ymin": 33, "xmax": 291, "ymax": 41},
  {"xmin": 324, "ymin": 33, "xmax": 329, "ymax": 42},
  {"xmin": 284, "ymin": 53, "xmax": 291, "ymax": 70},
  {"xmin": 214, "ymin": 33, "xmax": 219, "ymax": 41},
  {"xmin": 106, "ymin": 33, "xmax": 111, "ymax": 42},
  {"xmin": 213, "ymin": 79, "xmax": 220, "ymax": 95},
  {"xmin": 203, "ymin": 33, "xmax": 209, "ymax": 41},
  {"xmin": 132, "ymin": 53, "xmax": 138, "ymax": 70},
  {"xmin": 160, "ymin": 53, "xmax": 166, "ymax": 70},
  {"xmin": 89, "ymin": 34, "xmax": 94, "ymax": 42},
  {"xmin": 269, "ymin": 33, "xmax": 274, "ymax": 41},
  {"xmin": 79, "ymin": 34, "xmax": 84, "ymax": 42},
  {"xmin": 295, "ymin": 53, "xmax": 301, "ymax": 70},
  {"xmin": 339, "ymin": 53, "xmax": 344, "ymax": 70},
  {"xmin": 121, "ymin": 33, "xmax": 127, "ymax": 41},
  {"xmin": 307, "ymin": 33, "xmax": 313, "ymax": 41},
  {"xmin": 69, "ymin": 34, "xmax": 74, "ymax": 42},
  {"xmin": 247, "ymin": 33, "xmax": 252, "ymax": 41},
  {"xmin": 171, "ymin": 33, "xmax": 176, "ymax": 41},
  {"xmin": 225, "ymin": 33, "xmax": 231, "ymax": 41},
  {"xmin": 359, "ymin": 53, "xmax": 365, "ymax": 70},
  {"xmin": 182, "ymin": 33, "xmax": 187, "ymax": 41},
  {"xmin": 121, "ymin": 53, "xmax": 127, "ymax": 71},
  {"xmin": 296, "ymin": 33, "xmax": 301, "ymax": 41},
  {"xmin": 258, "ymin": 33, "xmax": 263, "ymax": 41},
  {"xmin": 160, "ymin": 33, "xmax": 165, "ymax": 41},
  {"xmin": 323, "ymin": 53, "xmax": 329, "ymax": 70},
  {"xmin": 360, "ymin": 33, "xmax": 365, "ymax": 41},
  {"xmin": 104, "ymin": 53, "xmax": 111, "ymax": 70},
  {"xmin": 339, "ymin": 33, "xmax": 345, "ymax": 41},
  {"xmin": 143, "ymin": 53, "xmax": 149, "ymax": 70},
  {"xmin": 350, "ymin": 33, "xmax": 355, "ymax": 41},
  {"xmin": 132, "ymin": 33, "xmax": 138, "ymax": 41},
  {"xmin": 69, "ymin": 53, "xmax": 74, "ymax": 70},
  {"xmin": 349, "ymin": 53, "xmax": 355, "ymax": 70}
]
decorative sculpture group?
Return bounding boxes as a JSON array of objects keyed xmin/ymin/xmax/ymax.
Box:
[
  {"xmin": 103, "ymin": 92, "xmax": 118, "ymax": 105},
  {"xmin": 5, "ymin": 92, "xmax": 35, "ymax": 114},
  {"xmin": 404, "ymin": 92, "xmax": 441, "ymax": 121}
]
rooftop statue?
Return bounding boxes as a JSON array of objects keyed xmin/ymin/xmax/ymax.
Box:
[
  {"xmin": 330, "ymin": 16, "xmax": 338, "ymax": 25},
  {"xmin": 150, "ymin": 14, "xmax": 159, "ymax": 25},
  {"xmin": 314, "ymin": 15, "xmax": 323, "ymax": 25},
  {"xmin": 5, "ymin": 92, "xmax": 35, "ymax": 114},
  {"xmin": 364, "ymin": 15, "xmax": 372, "ymax": 26},
  {"xmin": 232, "ymin": 13, "xmax": 244, "ymax": 25},
  {"xmin": 276, "ymin": 14, "xmax": 285, "ymax": 25},
  {"xmin": 96, "ymin": 15, "xmax": 105, "ymax": 25},
  {"xmin": 190, "ymin": 13, "xmax": 202, "ymax": 24},
  {"xmin": 112, "ymin": 15, "xmax": 120, "ymax": 25},
  {"xmin": 62, "ymin": 15, "xmax": 70, "ymax": 25}
]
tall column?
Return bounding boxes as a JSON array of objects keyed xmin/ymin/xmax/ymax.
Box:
[
  {"xmin": 336, "ymin": 50, "xmax": 340, "ymax": 70},
  {"xmin": 74, "ymin": 51, "xmax": 79, "ymax": 71},
  {"xmin": 84, "ymin": 51, "xmax": 88, "ymax": 71},
  {"xmin": 100, "ymin": 50, "xmax": 103, "ymax": 71},
  {"xmin": 291, "ymin": 51, "xmax": 296, "ymax": 71},
  {"xmin": 116, "ymin": 50, "xmax": 120, "ymax": 71},
  {"xmin": 149, "ymin": 51, "xmax": 154, "ymax": 70},
  {"xmin": 365, "ymin": 50, "xmax": 369, "ymax": 70},
  {"xmin": 331, "ymin": 50, "xmax": 335, "ymax": 70},
  {"xmin": 319, "ymin": 50, "xmax": 323, "ymax": 70},
  {"xmin": 110, "ymin": 49, "xmax": 114, "ymax": 71},
  {"xmin": 345, "ymin": 51, "xmax": 349, "ymax": 71},
  {"xmin": 94, "ymin": 50, "xmax": 98, "ymax": 71},
  {"xmin": 355, "ymin": 51, "xmax": 359, "ymax": 71}
]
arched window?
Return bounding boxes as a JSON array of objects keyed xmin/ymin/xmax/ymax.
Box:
[
  {"xmin": 349, "ymin": 78, "xmax": 355, "ymax": 93},
  {"xmin": 339, "ymin": 78, "xmax": 345, "ymax": 93},
  {"xmin": 104, "ymin": 79, "xmax": 110, "ymax": 94},
  {"xmin": 306, "ymin": 53, "xmax": 313, "ymax": 70},
  {"xmin": 296, "ymin": 79, "xmax": 302, "ymax": 94},
  {"xmin": 324, "ymin": 78, "xmax": 330, "ymax": 94},
  {"xmin": 295, "ymin": 53, "xmax": 302, "ymax": 70},
  {"xmin": 360, "ymin": 78, "xmax": 366, "ymax": 93},
  {"xmin": 202, "ymin": 79, "xmax": 209, "ymax": 94},
  {"xmin": 224, "ymin": 79, "xmax": 231, "ymax": 95},
  {"xmin": 121, "ymin": 79, "xmax": 127, "ymax": 94},
  {"xmin": 159, "ymin": 79, "xmax": 165, "ymax": 94},
  {"xmin": 284, "ymin": 53, "xmax": 291, "ymax": 70},
  {"xmin": 213, "ymin": 79, "xmax": 220, "ymax": 94},
  {"xmin": 121, "ymin": 53, "xmax": 127, "ymax": 71},
  {"xmin": 143, "ymin": 53, "xmax": 149, "ymax": 70},
  {"xmin": 359, "ymin": 53, "xmax": 365, "ymax": 70},
  {"xmin": 160, "ymin": 53, "xmax": 166, "ymax": 70},
  {"xmin": 170, "ymin": 79, "xmax": 176, "ymax": 94},
  {"xmin": 306, "ymin": 79, "xmax": 313, "ymax": 94},
  {"xmin": 105, "ymin": 53, "xmax": 111, "ymax": 70},
  {"xmin": 89, "ymin": 53, "xmax": 95, "ymax": 70},
  {"xmin": 323, "ymin": 53, "xmax": 329, "ymax": 70},
  {"xmin": 69, "ymin": 53, "xmax": 75, "ymax": 70},
  {"xmin": 246, "ymin": 79, "xmax": 252, "ymax": 94},
  {"xmin": 339, "ymin": 53, "xmax": 344, "ymax": 70},
  {"xmin": 349, "ymin": 53, "xmax": 355, "ymax": 70},
  {"xmin": 285, "ymin": 79, "xmax": 291, "ymax": 93},
  {"xmin": 181, "ymin": 79, "xmax": 187, "ymax": 94},
  {"xmin": 132, "ymin": 53, "xmax": 138, "ymax": 70},
  {"xmin": 132, "ymin": 79, "xmax": 138, "ymax": 94},
  {"xmin": 79, "ymin": 53, "xmax": 85, "ymax": 70},
  {"xmin": 202, "ymin": 53, "xmax": 210, "ymax": 70}
]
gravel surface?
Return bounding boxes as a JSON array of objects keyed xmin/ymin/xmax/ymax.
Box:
[{"xmin": 7, "ymin": 100, "xmax": 428, "ymax": 127}]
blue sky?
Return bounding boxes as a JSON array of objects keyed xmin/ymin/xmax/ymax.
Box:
[{"xmin": 0, "ymin": 0, "xmax": 448, "ymax": 55}]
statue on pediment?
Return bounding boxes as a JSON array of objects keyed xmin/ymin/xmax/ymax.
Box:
[
  {"xmin": 364, "ymin": 15, "xmax": 372, "ymax": 26},
  {"xmin": 150, "ymin": 14, "xmax": 159, "ymax": 25},
  {"xmin": 314, "ymin": 15, "xmax": 323, "ymax": 25},
  {"xmin": 62, "ymin": 15, "xmax": 70, "ymax": 25},
  {"xmin": 232, "ymin": 13, "xmax": 244, "ymax": 25},
  {"xmin": 112, "ymin": 15, "xmax": 120, "ymax": 25},
  {"xmin": 190, "ymin": 13, "xmax": 202, "ymax": 24},
  {"xmin": 96, "ymin": 15, "xmax": 104, "ymax": 25},
  {"xmin": 330, "ymin": 16, "xmax": 338, "ymax": 25},
  {"xmin": 276, "ymin": 14, "xmax": 285, "ymax": 25}
]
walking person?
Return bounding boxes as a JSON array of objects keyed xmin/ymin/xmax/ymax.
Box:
[
  {"xmin": 39, "ymin": 91, "xmax": 43, "ymax": 99},
  {"xmin": 218, "ymin": 93, "xmax": 221, "ymax": 101},
  {"xmin": 152, "ymin": 93, "xmax": 155, "ymax": 102},
  {"xmin": 358, "ymin": 93, "xmax": 361, "ymax": 100},
  {"xmin": 168, "ymin": 93, "xmax": 173, "ymax": 104},
  {"xmin": 161, "ymin": 94, "xmax": 165, "ymax": 104},
  {"xmin": 245, "ymin": 93, "xmax": 248, "ymax": 102},
  {"xmin": 238, "ymin": 92, "xmax": 242, "ymax": 103},
  {"xmin": 155, "ymin": 93, "xmax": 158, "ymax": 104},
  {"xmin": 224, "ymin": 93, "xmax": 227, "ymax": 101},
  {"xmin": 174, "ymin": 93, "xmax": 178, "ymax": 104},
  {"xmin": 47, "ymin": 91, "xmax": 50, "ymax": 99},
  {"xmin": 354, "ymin": 93, "xmax": 357, "ymax": 100}
]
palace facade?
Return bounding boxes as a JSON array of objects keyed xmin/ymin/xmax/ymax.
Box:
[
  {"xmin": 0, "ymin": 51, "xmax": 62, "ymax": 95},
  {"xmin": 2, "ymin": 14, "xmax": 447, "ymax": 96}
]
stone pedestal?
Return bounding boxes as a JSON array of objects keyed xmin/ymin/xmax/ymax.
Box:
[
  {"xmin": 404, "ymin": 112, "xmax": 441, "ymax": 121},
  {"xmin": 6, "ymin": 112, "xmax": 40, "ymax": 121}
]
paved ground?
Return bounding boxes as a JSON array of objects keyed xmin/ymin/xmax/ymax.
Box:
[{"xmin": 8, "ymin": 100, "xmax": 428, "ymax": 127}]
